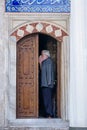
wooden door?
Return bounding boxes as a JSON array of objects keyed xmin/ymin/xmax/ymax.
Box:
[{"xmin": 16, "ymin": 34, "xmax": 38, "ymax": 118}]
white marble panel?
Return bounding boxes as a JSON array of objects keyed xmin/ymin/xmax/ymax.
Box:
[
  {"xmin": 70, "ymin": 0, "xmax": 87, "ymax": 127},
  {"xmin": 8, "ymin": 36, "xmax": 16, "ymax": 121},
  {"xmin": 0, "ymin": 0, "xmax": 8, "ymax": 127}
]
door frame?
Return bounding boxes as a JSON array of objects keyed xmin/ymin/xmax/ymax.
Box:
[
  {"xmin": 8, "ymin": 19, "xmax": 70, "ymax": 124},
  {"xmin": 16, "ymin": 33, "xmax": 62, "ymax": 118},
  {"xmin": 57, "ymin": 41, "xmax": 61, "ymax": 118}
]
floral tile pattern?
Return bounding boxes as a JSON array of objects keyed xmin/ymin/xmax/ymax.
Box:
[{"xmin": 6, "ymin": 0, "xmax": 70, "ymax": 13}]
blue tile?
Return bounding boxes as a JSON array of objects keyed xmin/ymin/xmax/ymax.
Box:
[{"xmin": 5, "ymin": 0, "xmax": 71, "ymax": 13}]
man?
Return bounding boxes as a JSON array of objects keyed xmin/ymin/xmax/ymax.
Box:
[{"xmin": 39, "ymin": 50, "xmax": 54, "ymax": 118}]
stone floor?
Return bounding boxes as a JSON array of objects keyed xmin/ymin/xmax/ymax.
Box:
[
  {"xmin": 1, "ymin": 127, "xmax": 87, "ymax": 130},
  {"xmin": 69, "ymin": 128, "xmax": 87, "ymax": 130},
  {"xmin": 1, "ymin": 120, "xmax": 87, "ymax": 130}
]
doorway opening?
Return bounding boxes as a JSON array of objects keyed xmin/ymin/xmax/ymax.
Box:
[
  {"xmin": 38, "ymin": 33, "xmax": 58, "ymax": 118},
  {"xmin": 16, "ymin": 33, "xmax": 61, "ymax": 118}
]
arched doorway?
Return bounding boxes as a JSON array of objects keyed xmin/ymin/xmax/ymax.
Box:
[{"xmin": 16, "ymin": 33, "xmax": 61, "ymax": 118}]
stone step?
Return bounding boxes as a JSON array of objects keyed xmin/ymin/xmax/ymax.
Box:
[
  {"xmin": 9, "ymin": 127, "xmax": 69, "ymax": 130},
  {"xmin": 2, "ymin": 127, "xmax": 69, "ymax": 130},
  {"xmin": 0, "ymin": 119, "xmax": 69, "ymax": 130}
]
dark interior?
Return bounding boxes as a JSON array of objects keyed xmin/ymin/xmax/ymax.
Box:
[{"xmin": 39, "ymin": 33, "xmax": 57, "ymax": 118}]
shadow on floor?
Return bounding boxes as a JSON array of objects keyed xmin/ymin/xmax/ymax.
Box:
[{"xmin": 69, "ymin": 127, "xmax": 87, "ymax": 130}]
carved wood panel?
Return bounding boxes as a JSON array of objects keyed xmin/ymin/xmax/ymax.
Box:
[{"xmin": 16, "ymin": 34, "xmax": 38, "ymax": 118}]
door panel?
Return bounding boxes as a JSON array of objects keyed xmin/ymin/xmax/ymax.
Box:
[{"xmin": 16, "ymin": 34, "xmax": 38, "ymax": 118}]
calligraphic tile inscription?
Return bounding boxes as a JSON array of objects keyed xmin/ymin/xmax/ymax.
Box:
[
  {"xmin": 16, "ymin": 34, "xmax": 38, "ymax": 118},
  {"xmin": 6, "ymin": 0, "xmax": 70, "ymax": 13}
]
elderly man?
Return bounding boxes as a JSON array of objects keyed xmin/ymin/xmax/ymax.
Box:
[{"xmin": 39, "ymin": 50, "xmax": 54, "ymax": 118}]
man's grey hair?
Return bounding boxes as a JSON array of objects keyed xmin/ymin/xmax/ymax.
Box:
[{"xmin": 42, "ymin": 50, "xmax": 50, "ymax": 57}]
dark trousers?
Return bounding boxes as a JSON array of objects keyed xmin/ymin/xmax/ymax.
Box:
[{"xmin": 41, "ymin": 87, "xmax": 53, "ymax": 117}]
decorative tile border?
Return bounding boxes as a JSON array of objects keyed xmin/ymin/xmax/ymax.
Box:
[
  {"xmin": 6, "ymin": 0, "xmax": 70, "ymax": 13},
  {"xmin": 11, "ymin": 22, "xmax": 68, "ymax": 42}
]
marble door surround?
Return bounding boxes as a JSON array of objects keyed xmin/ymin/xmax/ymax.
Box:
[{"xmin": 7, "ymin": 14, "xmax": 70, "ymax": 126}]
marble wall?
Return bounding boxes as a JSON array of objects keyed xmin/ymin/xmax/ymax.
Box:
[
  {"xmin": 0, "ymin": 0, "xmax": 9, "ymax": 127},
  {"xmin": 0, "ymin": 0, "xmax": 70, "ymax": 128},
  {"xmin": 1, "ymin": 0, "xmax": 87, "ymax": 128},
  {"xmin": 70, "ymin": 0, "xmax": 87, "ymax": 127}
]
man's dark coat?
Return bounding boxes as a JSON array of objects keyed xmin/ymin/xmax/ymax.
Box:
[{"xmin": 41, "ymin": 57, "xmax": 54, "ymax": 88}]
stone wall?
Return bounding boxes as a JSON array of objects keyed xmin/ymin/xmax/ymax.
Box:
[
  {"xmin": 0, "ymin": 0, "xmax": 70, "ymax": 128},
  {"xmin": 1, "ymin": 0, "xmax": 87, "ymax": 128},
  {"xmin": 0, "ymin": 0, "xmax": 9, "ymax": 127},
  {"xmin": 70, "ymin": 0, "xmax": 87, "ymax": 127}
]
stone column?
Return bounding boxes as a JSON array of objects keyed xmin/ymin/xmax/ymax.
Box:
[{"xmin": 70, "ymin": 0, "xmax": 87, "ymax": 127}]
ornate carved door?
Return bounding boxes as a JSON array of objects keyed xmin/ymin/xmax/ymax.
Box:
[{"xmin": 16, "ymin": 34, "xmax": 38, "ymax": 118}]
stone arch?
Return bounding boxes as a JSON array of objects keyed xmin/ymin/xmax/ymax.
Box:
[
  {"xmin": 10, "ymin": 21, "xmax": 69, "ymax": 120},
  {"xmin": 11, "ymin": 21, "xmax": 68, "ymax": 42}
]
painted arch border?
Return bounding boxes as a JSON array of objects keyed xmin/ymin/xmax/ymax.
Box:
[{"xmin": 11, "ymin": 21, "xmax": 69, "ymax": 42}]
